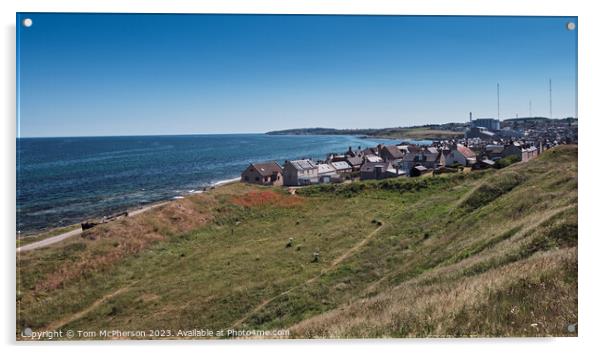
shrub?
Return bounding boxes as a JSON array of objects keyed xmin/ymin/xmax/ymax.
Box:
[{"xmin": 495, "ymin": 155, "xmax": 521, "ymax": 169}]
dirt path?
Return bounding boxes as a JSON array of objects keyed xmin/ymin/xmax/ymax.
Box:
[
  {"xmin": 44, "ymin": 286, "xmax": 131, "ymax": 331},
  {"xmin": 361, "ymin": 203, "xmax": 576, "ymax": 297},
  {"xmin": 329, "ymin": 224, "xmax": 384, "ymax": 269},
  {"xmin": 231, "ymin": 223, "xmax": 385, "ymax": 328},
  {"xmin": 17, "ymin": 202, "xmax": 169, "ymax": 253},
  {"xmin": 17, "ymin": 228, "xmax": 83, "ymax": 253}
]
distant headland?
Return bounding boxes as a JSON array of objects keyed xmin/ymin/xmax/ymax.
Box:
[{"xmin": 266, "ymin": 117, "xmax": 577, "ymax": 140}]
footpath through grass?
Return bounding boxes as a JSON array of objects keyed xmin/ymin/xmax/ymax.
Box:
[{"xmin": 16, "ymin": 145, "xmax": 578, "ymax": 339}]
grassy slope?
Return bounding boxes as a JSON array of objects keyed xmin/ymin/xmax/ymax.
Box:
[{"xmin": 16, "ymin": 146, "xmax": 577, "ymax": 339}]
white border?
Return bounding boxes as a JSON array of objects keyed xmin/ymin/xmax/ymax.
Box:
[{"xmin": 2, "ymin": 1, "xmax": 599, "ymax": 354}]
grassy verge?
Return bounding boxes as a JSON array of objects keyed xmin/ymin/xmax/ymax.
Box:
[{"xmin": 16, "ymin": 224, "xmax": 81, "ymax": 247}]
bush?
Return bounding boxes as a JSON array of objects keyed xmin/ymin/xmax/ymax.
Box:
[
  {"xmin": 495, "ymin": 155, "xmax": 521, "ymax": 169},
  {"xmin": 297, "ymin": 173, "xmax": 475, "ymax": 198}
]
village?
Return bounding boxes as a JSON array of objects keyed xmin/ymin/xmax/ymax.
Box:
[{"xmin": 241, "ymin": 115, "xmax": 578, "ymax": 187}]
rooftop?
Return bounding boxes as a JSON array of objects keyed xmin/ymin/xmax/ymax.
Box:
[
  {"xmin": 249, "ymin": 161, "xmax": 283, "ymax": 177},
  {"xmin": 288, "ymin": 159, "xmax": 318, "ymax": 171}
]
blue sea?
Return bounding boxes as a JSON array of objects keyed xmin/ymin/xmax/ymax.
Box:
[{"xmin": 17, "ymin": 134, "xmax": 423, "ymax": 233}]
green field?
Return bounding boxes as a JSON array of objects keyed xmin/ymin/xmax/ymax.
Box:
[{"xmin": 16, "ymin": 145, "xmax": 577, "ymax": 339}]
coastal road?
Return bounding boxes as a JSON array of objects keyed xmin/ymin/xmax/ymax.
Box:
[
  {"xmin": 17, "ymin": 228, "xmax": 83, "ymax": 253},
  {"xmin": 16, "ymin": 202, "xmax": 169, "ymax": 253}
]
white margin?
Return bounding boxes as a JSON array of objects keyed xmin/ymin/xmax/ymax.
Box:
[{"xmin": 2, "ymin": 1, "xmax": 599, "ymax": 354}]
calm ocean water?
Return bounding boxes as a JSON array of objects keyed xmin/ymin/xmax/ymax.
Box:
[{"xmin": 17, "ymin": 134, "xmax": 414, "ymax": 233}]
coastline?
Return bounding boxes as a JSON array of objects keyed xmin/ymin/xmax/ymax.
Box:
[
  {"xmin": 17, "ymin": 134, "xmax": 388, "ymax": 233},
  {"xmin": 210, "ymin": 176, "xmax": 241, "ymax": 188},
  {"xmin": 16, "ymin": 176, "xmax": 242, "ymax": 251}
]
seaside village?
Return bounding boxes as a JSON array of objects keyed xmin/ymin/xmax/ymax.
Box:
[{"xmin": 241, "ymin": 116, "xmax": 577, "ymax": 187}]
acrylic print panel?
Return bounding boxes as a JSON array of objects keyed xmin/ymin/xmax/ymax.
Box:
[{"xmin": 16, "ymin": 13, "xmax": 578, "ymax": 340}]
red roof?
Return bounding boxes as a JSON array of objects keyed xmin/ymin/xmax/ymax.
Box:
[{"xmin": 456, "ymin": 145, "xmax": 476, "ymax": 159}]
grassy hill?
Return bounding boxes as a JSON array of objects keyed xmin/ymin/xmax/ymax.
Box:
[{"xmin": 16, "ymin": 145, "xmax": 577, "ymax": 339}]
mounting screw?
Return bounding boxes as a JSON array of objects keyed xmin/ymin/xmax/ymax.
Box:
[{"xmin": 566, "ymin": 22, "xmax": 576, "ymax": 31}]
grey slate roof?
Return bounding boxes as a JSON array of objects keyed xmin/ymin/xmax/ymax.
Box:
[
  {"xmin": 288, "ymin": 159, "xmax": 317, "ymax": 171},
  {"xmin": 413, "ymin": 165, "xmax": 430, "ymax": 172},
  {"xmin": 485, "ymin": 145, "xmax": 505, "ymax": 154},
  {"xmin": 382, "ymin": 145, "xmax": 404, "ymax": 159},
  {"xmin": 346, "ymin": 156, "xmax": 363, "ymax": 167},
  {"xmin": 317, "ymin": 163, "xmax": 337, "ymax": 174},
  {"xmin": 330, "ymin": 161, "xmax": 352, "ymax": 170}
]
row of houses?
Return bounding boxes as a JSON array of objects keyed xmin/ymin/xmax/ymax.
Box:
[
  {"xmin": 482, "ymin": 142, "xmax": 540, "ymax": 162},
  {"xmin": 241, "ymin": 139, "xmax": 545, "ymax": 187},
  {"xmin": 241, "ymin": 159, "xmax": 354, "ymax": 187}
]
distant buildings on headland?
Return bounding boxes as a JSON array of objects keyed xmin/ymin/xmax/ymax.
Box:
[
  {"xmin": 465, "ymin": 112, "xmax": 577, "ymax": 143},
  {"xmin": 241, "ymin": 116, "xmax": 577, "ymax": 187}
]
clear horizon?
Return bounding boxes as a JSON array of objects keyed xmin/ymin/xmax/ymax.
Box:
[{"xmin": 17, "ymin": 14, "xmax": 578, "ymax": 138}]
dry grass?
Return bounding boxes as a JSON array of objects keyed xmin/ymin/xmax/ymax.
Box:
[
  {"xmin": 290, "ymin": 247, "xmax": 577, "ymax": 338},
  {"xmin": 284, "ymin": 146, "xmax": 578, "ymax": 338},
  {"xmin": 231, "ymin": 190, "xmax": 304, "ymax": 208},
  {"xmin": 34, "ymin": 197, "xmax": 213, "ymax": 292}
]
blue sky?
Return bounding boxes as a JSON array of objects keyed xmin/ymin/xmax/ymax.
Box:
[{"xmin": 17, "ymin": 14, "xmax": 577, "ymax": 137}]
